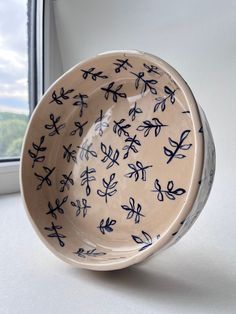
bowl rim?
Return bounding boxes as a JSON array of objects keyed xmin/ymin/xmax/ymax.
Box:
[{"xmin": 20, "ymin": 49, "xmax": 205, "ymax": 270}]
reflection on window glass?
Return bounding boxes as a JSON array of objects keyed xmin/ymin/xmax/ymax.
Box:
[{"xmin": 0, "ymin": 0, "xmax": 28, "ymax": 159}]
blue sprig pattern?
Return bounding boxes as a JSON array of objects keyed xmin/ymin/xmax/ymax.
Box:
[
  {"xmin": 152, "ymin": 179, "xmax": 186, "ymax": 201},
  {"xmin": 46, "ymin": 196, "xmax": 68, "ymax": 219},
  {"xmin": 71, "ymin": 198, "xmax": 91, "ymax": 218},
  {"xmin": 97, "ymin": 173, "xmax": 118, "ymax": 203},
  {"xmin": 164, "ymin": 130, "xmax": 192, "ymax": 164},
  {"xmin": 44, "ymin": 222, "xmax": 66, "ymax": 247},
  {"xmin": 98, "ymin": 217, "xmax": 117, "ymax": 234},
  {"xmin": 29, "ymin": 58, "xmax": 194, "ymax": 258},
  {"xmin": 121, "ymin": 197, "xmax": 144, "ymax": 224},
  {"xmin": 131, "ymin": 231, "xmax": 160, "ymax": 251},
  {"xmin": 125, "ymin": 161, "xmax": 152, "ymax": 181},
  {"xmin": 74, "ymin": 248, "xmax": 106, "ymax": 258}
]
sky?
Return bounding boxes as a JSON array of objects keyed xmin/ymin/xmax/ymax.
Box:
[{"xmin": 0, "ymin": 0, "xmax": 28, "ymax": 114}]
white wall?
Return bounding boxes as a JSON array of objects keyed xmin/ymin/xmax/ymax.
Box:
[{"xmin": 52, "ymin": 0, "xmax": 236, "ymax": 193}]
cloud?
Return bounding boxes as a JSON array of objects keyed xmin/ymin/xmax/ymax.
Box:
[
  {"xmin": 0, "ymin": 0, "xmax": 27, "ymax": 54},
  {"xmin": 0, "ymin": 0, "xmax": 28, "ymax": 109}
]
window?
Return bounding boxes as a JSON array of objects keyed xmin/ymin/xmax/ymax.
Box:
[
  {"xmin": 0, "ymin": 0, "xmax": 45, "ymax": 194},
  {"xmin": 0, "ymin": 0, "xmax": 29, "ymax": 160},
  {"xmin": 0, "ymin": 0, "xmax": 62, "ymax": 194}
]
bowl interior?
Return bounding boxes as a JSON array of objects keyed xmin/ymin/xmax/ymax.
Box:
[{"xmin": 21, "ymin": 51, "xmax": 202, "ymax": 269}]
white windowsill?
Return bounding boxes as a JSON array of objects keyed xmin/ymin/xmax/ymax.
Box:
[
  {"xmin": 0, "ymin": 161, "xmax": 20, "ymax": 194},
  {"xmin": 0, "ymin": 193, "xmax": 235, "ymax": 314}
]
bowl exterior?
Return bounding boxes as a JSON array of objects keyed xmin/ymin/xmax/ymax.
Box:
[{"xmin": 160, "ymin": 105, "xmax": 216, "ymax": 251}]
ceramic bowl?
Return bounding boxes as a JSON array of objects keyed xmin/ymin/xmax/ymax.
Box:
[{"xmin": 20, "ymin": 50, "xmax": 215, "ymax": 271}]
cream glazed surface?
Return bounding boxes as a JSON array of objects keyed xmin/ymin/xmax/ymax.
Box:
[{"xmin": 21, "ymin": 50, "xmax": 215, "ymax": 270}]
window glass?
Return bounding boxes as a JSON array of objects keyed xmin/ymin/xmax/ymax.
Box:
[{"xmin": 0, "ymin": 0, "xmax": 28, "ymax": 159}]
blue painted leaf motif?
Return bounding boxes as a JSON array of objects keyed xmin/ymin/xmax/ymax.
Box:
[
  {"xmin": 168, "ymin": 137, "xmax": 178, "ymax": 147},
  {"xmin": 125, "ymin": 161, "xmax": 152, "ymax": 181},
  {"xmin": 60, "ymin": 170, "xmax": 74, "ymax": 192},
  {"xmin": 101, "ymin": 81, "xmax": 127, "ymax": 102},
  {"xmin": 121, "ymin": 197, "xmax": 144, "ymax": 223},
  {"xmin": 97, "ymin": 173, "xmax": 118, "ymax": 203},
  {"xmin": 72, "ymin": 93, "xmax": 88, "ymax": 117},
  {"xmin": 137, "ymin": 118, "xmax": 167, "ymax": 137},
  {"xmin": 153, "ymin": 86, "xmax": 176, "ymax": 112},
  {"xmin": 77, "ymin": 139, "xmax": 97, "ymax": 161},
  {"xmin": 63, "ymin": 144, "xmax": 77, "ymax": 163},
  {"xmin": 113, "ymin": 119, "xmax": 131, "ymax": 137},
  {"xmin": 152, "ymin": 179, "xmax": 164, "ymax": 201},
  {"xmin": 34, "ymin": 166, "xmax": 55, "ymax": 190},
  {"xmin": 28, "ymin": 136, "xmax": 46, "ymax": 168},
  {"xmin": 131, "ymin": 231, "xmax": 159, "ymax": 251},
  {"xmin": 81, "ymin": 67, "xmax": 108, "ymax": 80},
  {"xmin": 152, "ymin": 179, "xmax": 186, "ymax": 201},
  {"xmin": 113, "ymin": 58, "xmax": 133, "ymax": 73},
  {"xmin": 143, "ymin": 63, "xmax": 160, "ymax": 75},
  {"xmin": 128, "ymin": 102, "xmax": 143, "ymax": 121},
  {"xmin": 163, "ymin": 147, "xmax": 172, "ymax": 157},
  {"xmin": 80, "ymin": 167, "xmax": 96, "ymax": 196},
  {"xmin": 123, "ymin": 135, "xmax": 141, "ymax": 159},
  {"xmin": 70, "ymin": 120, "xmax": 88, "ymax": 136},
  {"xmin": 95, "ymin": 110, "xmax": 109, "ymax": 136},
  {"xmin": 164, "ymin": 130, "xmax": 192, "ymax": 164},
  {"xmin": 44, "ymin": 113, "xmax": 65, "ymax": 136},
  {"xmin": 71, "ymin": 198, "xmax": 91, "ymax": 218},
  {"xmin": 130, "ymin": 71, "xmax": 158, "ymax": 95},
  {"xmin": 50, "ymin": 87, "xmax": 74, "ymax": 105},
  {"xmin": 44, "ymin": 222, "xmax": 66, "ymax": 247},
  {"xmin": 172, "ymin": 219, "xmax": 186, "ymax": 236},
  {"xmin": 74, "ymin": 247, "xmax": 106, "ymax": 258},
  {"xmin": 164, "ymin": 86, "xmax": 176, "ymax": 104},
  {"xmin": 100, "ymin": 142, "xmax": 119, "ymax": 169},
  {"xmin": 46, "ymin": 196, "xmax": 68, "ymax": 219},
  {"xmin": 132, "ymin": 235, "xmax": 143, "ymax": 244},
  {"xmin": 98, "ymin": 217, "xmax": 116, "ymax": 234},
  {"xmin": 155, "ymin": 97, "xmax": 166, "ymax": 112}
]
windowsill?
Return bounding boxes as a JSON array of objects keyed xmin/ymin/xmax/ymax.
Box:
[
  {"xmin": 0, "ymin": 160, "xmax": 19, "ymax": 173},
  {"xmin": 0, "ymin": 161, "xmax": 20, "ymax": 194},
  {"xmin": 0, "ymin": 193, "xmax": 235, "ymax": 313}
]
